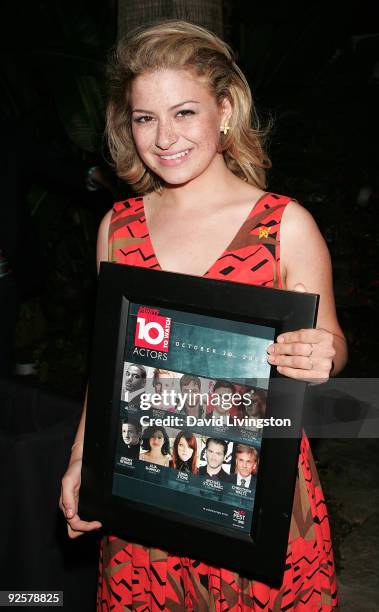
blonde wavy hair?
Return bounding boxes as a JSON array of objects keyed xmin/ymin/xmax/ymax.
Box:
[{"xmin": 106, "ymin": 20, "xmax": 271, "ymax": 193}]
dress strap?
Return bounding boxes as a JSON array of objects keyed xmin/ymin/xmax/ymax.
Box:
[
  {"xmin": 206, "ymin": 192, "xmax": 292, "ymax": 288},
  {"xmin": 108, "ymin": 197, "xmax": 146, "ymax": 263}
]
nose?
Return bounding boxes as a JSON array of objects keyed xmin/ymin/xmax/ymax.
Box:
[{"xmin": 155, "ymin": 118, "xmax": 177, "ymax": 150}]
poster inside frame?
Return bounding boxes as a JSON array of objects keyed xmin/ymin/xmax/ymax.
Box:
[{"xmin": 80, "ymin": 262, "xmax": 319, "ymax": 586}]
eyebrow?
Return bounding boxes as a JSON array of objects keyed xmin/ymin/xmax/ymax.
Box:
[{"xmin": 132, "ymin": 100, "xmax": 200, "ymax": 113}]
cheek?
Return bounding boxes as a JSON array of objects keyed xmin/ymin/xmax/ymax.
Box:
[
  {"xmin": 132, "ymin": 126, "xmax": 153, "ymax": 155},
  {"xmin": 193, "ymin": 121, "xmax": 220, "ymax": 151}
]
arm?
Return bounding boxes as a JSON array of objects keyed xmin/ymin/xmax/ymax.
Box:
[
  {"xmin": 59, "ymin": 210, "xmax": 113, "ymax": 537},
  {"xmin": 267, "ymin": 201, "xmax": 348, "ymax": 381}
]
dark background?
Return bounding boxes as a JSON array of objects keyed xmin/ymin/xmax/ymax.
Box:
[
  {"xmin": 0, "ymin": 2, "xmax": 378, "ymax": 608},
  {"xmin": 1, "ymin": 1, "xmax": 378, "ymax": 396}
]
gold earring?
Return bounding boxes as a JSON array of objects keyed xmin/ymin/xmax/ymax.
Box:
[{"xmin": 220, "ymin": 124, "xmax": 231, "ymax": 135}]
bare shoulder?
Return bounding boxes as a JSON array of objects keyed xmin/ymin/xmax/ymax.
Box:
[
  {"xmin": 280, "ymin": 200, "xmax": 332, "ymax": 288},
  {"xmin": 98, "ymin": 208, "xmax": 113, "ymax": 235},
  {"xmin": 97, "ymin": 209, "xmax": 113, "ymax": 247},
  {"xmin": 281, "ymin": 200, "xmax": 328, "ymax": 251},
  {"xmin": 281, "ymin": 199, "xmax": 319, "ymax": 232},
  {"xmin": 96, "ymin": 208, "xmax": 113, "ymax": 269}
]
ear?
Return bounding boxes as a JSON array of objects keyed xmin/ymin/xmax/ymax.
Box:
[{"xmin": 219, "ymin": 97, "xmax": 233, "ymax": 125}]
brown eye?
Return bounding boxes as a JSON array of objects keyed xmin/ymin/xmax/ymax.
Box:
[
  {"xmin": 134, "ymin": 115, "xmax": 154, "ymax": 124},
  {"xmin": 176, "ymin": 109, "xmax": 195, "ymax": 118}
]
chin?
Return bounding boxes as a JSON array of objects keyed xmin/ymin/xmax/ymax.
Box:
[
  {"xmin": 153, "ymin": 165, "xmax": 205, "ymax": 187},
  {"xmin": 160, "ymin": 174, "xmax": 195, "ymax": 187}
]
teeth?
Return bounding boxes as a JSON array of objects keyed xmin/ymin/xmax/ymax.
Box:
[{"xmin": 160, "ymin": 150, "xmax": 189, "ymax": 160}]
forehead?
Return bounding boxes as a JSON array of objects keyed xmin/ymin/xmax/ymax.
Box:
[
  {"xmin": 237, "ymin": 452, "xmax": 255, "ymax": 461},
  {"xmin": 131, "ymin": 68, "xmax": 215, "ymax": 107},
  {"xmin": 207, "ymin": 441, "xmax": 224, "ymax": 452},
  {"xmin": 215, "ymin": 386, "xmax": 232, "ymax": 394},
  {"xmin": 127, "ymin": 365, "xmax": 141, "ymax": 375},
  {"xmin": 182, "ymin": 380, "xmax": 200, "ymax": 388}
]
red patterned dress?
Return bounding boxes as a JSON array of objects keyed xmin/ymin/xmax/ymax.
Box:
[{"xmin": 97, "ymin": 192, "xmax": 338, "ymax": 611}]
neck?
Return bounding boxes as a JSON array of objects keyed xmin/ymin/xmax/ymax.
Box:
[
  {"xmin": 207, "ymin": 465, "xmax": 221, "ymax": 476},
  {"xmin": 160, "ymin": 155, "xmax": 238, "ymax": 211},
  {"xmin": 213, "ymin": 409, "xmax": 229, "ymax": 419},
  {"xmin": 185, "ymin": 403, "xmax": 200, "ymax": 416}
]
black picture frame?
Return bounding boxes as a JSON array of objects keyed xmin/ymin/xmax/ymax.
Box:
[{"xmin": 79, "ymin": 262, "xmax": 319, "ymax": 587}]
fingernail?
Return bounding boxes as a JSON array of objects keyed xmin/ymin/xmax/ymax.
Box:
[
  {"xmin": 267, "ymin": 345, "xmax": 274, "ymax": 354},
  {"xmin": 277, "ymin": 336, "xmax": 284, "ymax": 343},
  {"xmin": 66, "ymin": 509, "xmax": 73, "ymax": 518}
]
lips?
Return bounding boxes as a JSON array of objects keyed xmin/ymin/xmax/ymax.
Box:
[
  {"xmin": 159, "ymin": 149, "xmax": 189, "ymax": 160},
  {"xmin": 156, "ymin": 148, "xmax": 192, "ymax": 166}
]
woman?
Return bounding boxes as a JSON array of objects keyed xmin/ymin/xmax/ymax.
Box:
[
  {"xmin": 170, "ymin": 431, "xmax": 198, "ymax": 474},
  {"xmin": 139, "ymin": 425, "xmax": 171, "ymax": 466},
  {"xmin": 60, "ymin": 20, "xmax": 347, "ymax": 610}
]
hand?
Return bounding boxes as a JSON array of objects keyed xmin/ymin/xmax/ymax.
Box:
[
  {"xmin": 266, "ymin": 284, "xmax": 336, "ymax": 383},
  {"xmin": 59, "ymin": 457, "xmax": 102, "ymax": 539}
]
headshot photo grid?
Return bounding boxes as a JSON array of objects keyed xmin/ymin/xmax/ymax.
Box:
[{"xmin": 112, "ymin": 361, "xmax": 266, "ymax": 533}]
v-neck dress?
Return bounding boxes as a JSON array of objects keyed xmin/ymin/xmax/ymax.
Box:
[{"xmin": 97, "ymin": 193, "xmax": 338, "ymax": 611}]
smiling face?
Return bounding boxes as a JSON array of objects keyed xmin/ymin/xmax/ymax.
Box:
[
  {"xmin": 130, "ymin": 68, "xmax": 231, "ymax": 186},
  {"xmin": 177, "ymin": 436, "xmax": 194, "ymax": 462}
]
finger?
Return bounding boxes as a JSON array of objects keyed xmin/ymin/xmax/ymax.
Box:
[
  {"xmin": 67, "ymin": 514, "xmax": 102, "ymax": 537},
  {"xmin": 268, "ymin": 343, "xmax": 336, "ymax": 361},
  {"xmin": 61, "ymin": 481, "xmax": 79, "ymax": 520},
  {"xmin": 277, "ymin": 328, "xmax": 332, "ymax": 345},
  {"xmin": 268, "ymin": 354, "xmax": 315, "ymax": 370},
  {"xmin": 271, "ymin": 354, "xmax": 333, "ymax": 371},
  {"xmin": 276, "ymin": 365, "xmax": 329, "ymax": 383},
  {"xmin": 67, "ymin": 523, "xmax": 84, "ymax": 539},
  {"xmin": 268, "ymin": 342, "xmax": 313, "ymax": 357}
]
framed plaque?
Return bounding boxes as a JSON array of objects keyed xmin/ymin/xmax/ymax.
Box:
[{"xmin": 79, "ymin": 262, "xmax": 319, "ymax": 586}]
